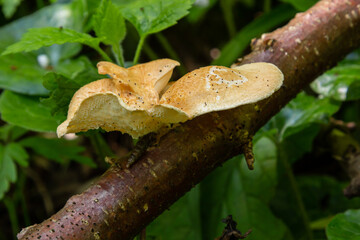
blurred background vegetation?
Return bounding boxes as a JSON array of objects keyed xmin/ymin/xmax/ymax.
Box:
[{"xmin": 0, "ymin": 0, "xmax": 359, "ymax": 239}]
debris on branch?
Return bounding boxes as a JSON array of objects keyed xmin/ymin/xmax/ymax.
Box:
[
  {"xmin": 18, "ymin": 0, "xmax": 360, "ymax": 239},
  {"xmin": 215, "ymin": 215, "xmax": 252, "ymax": 240}
]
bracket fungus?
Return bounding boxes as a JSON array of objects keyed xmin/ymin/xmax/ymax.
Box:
[
  {"xmin": 57, "ymin": 59, "xmax": 179, "ymax": 138},
  {"xmin": 151, "ymin": 62, "xmax": 284, "ymax": 124},
  {"xmin": 57, "ymin": 60, "xmax": 284, "ymax": 144}
]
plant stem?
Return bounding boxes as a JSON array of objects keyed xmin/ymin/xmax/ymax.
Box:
[
  {"xmin": 88, "ymin": 132, "xmax": 114, "ymax": 164},
  {"xmin": 133, "ymin": 35, "xmax": 147, "ymax": 65},
  {"xmin": 220, "ymin": 0, "xmax": 236, "ymax": 38},
  {"xmin": 143, "ymin": 43, "xmax": 159, "ymax": 60},
  {"xmin": 4, "ymin": 197, "xmax": 19, "ymax": 240},
  {"xmin": 94, "ymin": 45, "xmax": 113, "ymax": 62},
  {"xmin": 112, "ymin": 44, "xmax": 125, "ymax": 67},
  {"xmin": 155, "ymin": 33, "xmax": 187, "ymax": 75},
  {"xmin": 277, "ymin": 145, "xmax": 313, "ymax": 240},
  {"xmin": 18, "ymin": 171, "xmax": 30, "ymax": 226},
  {"xmin": 264, "ymin": 0, "xmax": 271, "ymax": 13}
]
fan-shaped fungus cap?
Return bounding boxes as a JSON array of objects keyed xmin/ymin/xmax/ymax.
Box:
[
  {"xmin": 97, "ymin": 59, "xmax": 180, "ymax": 110},
  {"xmin": 57, "ymin": 59, "xmax": 180, "ymax": 138},
  {"xmin": 57, "ymin": 79, "xmax": 164, "ymax": 138},
  {"xmin": 152, "ymin": 62, "xmax": 284, "ymax": 123}
]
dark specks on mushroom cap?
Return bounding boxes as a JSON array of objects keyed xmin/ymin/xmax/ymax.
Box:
[{"xmin": 154, "ymin": 62, "xmax": 283, "ymax": 122}]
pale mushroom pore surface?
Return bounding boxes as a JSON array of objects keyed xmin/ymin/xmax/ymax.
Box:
[{"xmin": 57, "ymin": 79, "xmax": 164, "ymax": 138}]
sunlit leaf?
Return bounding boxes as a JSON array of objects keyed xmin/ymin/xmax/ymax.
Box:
[
  {"xmin": 120, "ymin": 0, "xmax": 195, "ymax": 37},
  {"xmin": 2, "ymin": 27, "xmax": 101, "ymax": 56},
  {"xmin": 93, "ymin": 0, "xmax": 126, "ymax": 45},
  {"xmin": 0, "ymin": 1, "xmax": 88, "ymax": 95}
]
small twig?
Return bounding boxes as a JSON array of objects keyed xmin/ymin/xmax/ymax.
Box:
[
  {"xmin": 24, "ymin": 168, "xmax": 54, "ymax": 215},
  {"xmin": 126, "ymin": 133, "xmax": 156, "ymax": 168},
  {"xmin": 241, "ymin": 136, "xmax": 255, "ymax": 170},
  {"xmin": 140, "ymin": 228, "xmax": 146, "ymax": 240}
]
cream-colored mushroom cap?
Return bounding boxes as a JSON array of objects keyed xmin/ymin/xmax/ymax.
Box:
[
  {"xmin": 152, "ymin": 62, "xmax": 284, "ymax": 123},
  {"xmin": 56, "ymin": 79, "xmax": 165, "ymax": 138},
  {"xmin": 97, "ymin": 59, "xmax": 180, "ymax": 111}
]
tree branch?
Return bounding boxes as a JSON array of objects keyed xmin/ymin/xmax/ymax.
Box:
[{"xmin": 18, "ymin": 0, "xmax": 360, "ymax": 239}]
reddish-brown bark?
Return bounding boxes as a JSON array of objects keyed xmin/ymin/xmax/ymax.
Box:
[{"xmin": 18, "ymin": 0, "xmax": 360, "ymax": 239}]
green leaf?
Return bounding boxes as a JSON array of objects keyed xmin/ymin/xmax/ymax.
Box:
[
  {"xmin": 187, "ymin": 0, "xmax": 217, "ymax": 23},
  {"xmin": 261, "ymin": 93, "xmax": 340, "ymax": 240},
  {"xmin": 20, "ymin": 136, "xmax": 96, "ymax": 167},
  {"xmin": 0, "ymin": 90, "xmax": 64, "ymax": 132},
  {"xmin": 120, "ymin": 0, "xmax": 195, "ymax": 37},
  {"xmin": 54, "ymin": 56, "xmax": 97, "ymax": 79},
  {"xmin": 0, "ymin": 1, "xmax": 89, "ymax": 95},
  {"xmin": 200, "ymin": 137, "xmax": 289, "ymax": 240},
  {"xmin": 41, "ymin": 73, "xmax": 81, "ymax": 118},
  {"xmin": 41, "ymin": 61, "xmax": 101, "ymax": 118},
  {"xmin": 297, "ymin": 176, "xmax": 360, "ymax": 221},
  {"xmin": 266, "ymin": 92, "xmax": 341, "ymax": 141},
  {"xmin": 5, "ymin": 143, "xmax": 29, "ymax": 167},
  {"xmin": 311, "ymin": 49, "xmax": 360, "ymax": 101},
  {"xmin": 0, "ymin": 124, "xmax": 27, "ymax": 142},
  {"xmin": 147, "ymin": 186, "xmax": 202, "ymax": 239},
  {"xmin": 279, "ymin": 124, "xmax": 320, "ymax": 163},
  {"xmin": 0, "ymin": 53, "xmax": 49, "ymax": 95},
  {"xmin": 280, "ymin": 0, "xmax": 318, "ymax": 11},
  {"xmin": 93, "ymin": 0, "xmax": 126, "ymax": 45},
  {"xmin": 1, "ymin": 0, "xmax": 22, "ymax": 18},
  {"xmin": 93, "ymin": 0, "xmax": 126, "ymax": 65},
  {"xmin": 326, "ymin": 209, "xmax": 360, "ymax": 240},
  {"xmin": 2, "ymin": 27, "xmax": 101, "ymax": 56},
  {"xmin": 148, "ymin": 137, "xmax": 289, "ymax": 239},
  {"xmin": 0, "ymin": 143, "xmax": 17, "ymax": 200},
  {"xmin": 212, "ymin": 4, "xmax": 296, "ymax": 66}
]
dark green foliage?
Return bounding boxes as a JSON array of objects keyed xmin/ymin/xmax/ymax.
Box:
[
  {"xmin": 280, "ymin": 0, "xmax": 318, "ymax": 11},
  {"xmin": 42, "ymin": 57, "xmax": 101, "ymax": 117},
  {"xmin": 212, "ymin": 4, "xmax": 297, "ymax": 67},
  {"xmin": 311, "ymin": 49, "xmax": 360, "ymax": 101},
  {"xmin": 326, "ymin": 209, "xmax": 360, "ymax": 240},
  {"xmin": 19, "ymin": 137, "xmax": 95, "ymax": 167},
  {"xmin": 0, "ymin": 90, "xmax": 64, "ymax": 132},
  {"xmin": 0, "ymin": 0, "xmax": 359, "ymax": 239}
]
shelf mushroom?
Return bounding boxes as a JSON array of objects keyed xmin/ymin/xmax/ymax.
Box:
[
  {"xmin": 151, "ymin": 62, "xmax": 284, "ymax": 124},
  {"xmin": 57, "ymin": 61, "xmax": 283, "ymax": 140},
  {"xmin": 57, "ymin": 60, "xmax": 283, "ymax": 169},
  {"xmin": 57, "ymin": 59, "xmax": 179, "ymax": 138}
]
